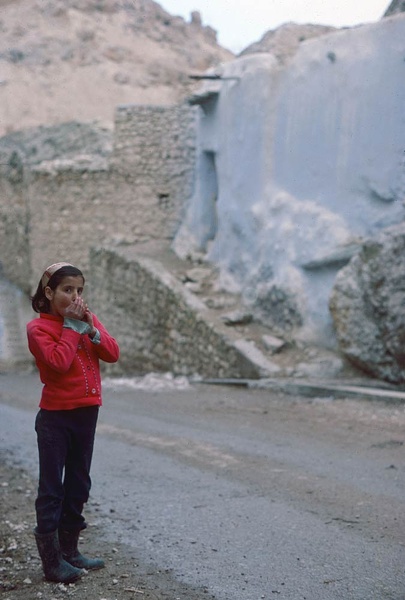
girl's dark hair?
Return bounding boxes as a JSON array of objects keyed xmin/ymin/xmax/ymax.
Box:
[{"xmin": 31, "ymin": 265, "xmax": 85, "ymax": 313}]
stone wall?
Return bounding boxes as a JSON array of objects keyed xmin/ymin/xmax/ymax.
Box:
[
  {"xmin": 0, "ymin": 157, "xmax": 30, "ymax": 291},
  {"xmin": 28, "ymin": 160, "xmax": 110, "ymax": 288},
  {"xmin": 0, "ymin": 104, "xmax": 196, "ymax": 291},
  {"xmin": 112, "ymin": 104, "xmax": 196, "ymax": 201}
]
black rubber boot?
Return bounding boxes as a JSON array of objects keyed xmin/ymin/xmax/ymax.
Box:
[
  {"xmin": 59, "ymin": 529, "xmax": 105, "ymax": 571},
  {"xmin": 34, "ymin": 529, "xmax": 84, "ymax": 583}
]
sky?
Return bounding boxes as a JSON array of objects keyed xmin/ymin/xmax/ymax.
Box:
[{"xmin": 157, "ymin": 0, "xmax": 391, "ymax": 53}]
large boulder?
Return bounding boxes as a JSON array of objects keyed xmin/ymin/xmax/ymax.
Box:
[{"xmin": 329, "ymin": 223, "xmax": 405, "ymax": 383}]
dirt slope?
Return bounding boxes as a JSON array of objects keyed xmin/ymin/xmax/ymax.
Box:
[{"xmin": 0, "ymin": 0, "xmax": 233, "ymax": 135}]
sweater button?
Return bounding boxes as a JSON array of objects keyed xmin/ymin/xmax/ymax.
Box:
[{"xmin": 92, "ymin": 388, "xmax": 96, "ymax": 394}]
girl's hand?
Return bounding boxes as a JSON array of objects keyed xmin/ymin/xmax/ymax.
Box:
[
  {"xmin": 64, "ymin": 297, "xmax": 86, "ymax": 320},
  {"xmin": 83, "ymin": 307, "xmax": 97, "ymax": 338}
]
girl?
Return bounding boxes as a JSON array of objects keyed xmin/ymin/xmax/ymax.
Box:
[{"xmin": 27, "ymin": 262, "xmax": 120, "ymax": 583}]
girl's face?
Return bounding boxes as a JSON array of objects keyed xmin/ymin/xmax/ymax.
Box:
[{"xmin": 45, "ymin": 276, "xmax": 85, "ymax": 317}]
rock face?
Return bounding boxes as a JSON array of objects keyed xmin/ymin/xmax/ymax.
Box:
[
  {"xmin": 0, "ymin": 0, "xmax": 232, "ymax": 135},
  {"xmin": 384, "ymin": 0, "xmax": 405, "ymax": 16},
  {"xmin": 329, "ymin": 223, "xmax": 405, "ymax": 383}
]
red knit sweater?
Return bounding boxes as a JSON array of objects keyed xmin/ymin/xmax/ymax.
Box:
[{"xmin": 27, "ymin": 313, "xmax": 120, "ymax": 410}]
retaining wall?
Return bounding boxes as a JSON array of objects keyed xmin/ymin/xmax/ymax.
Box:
[{"xmin": 89, "ymin": 246, "xmax": 266, "ymax": 378}]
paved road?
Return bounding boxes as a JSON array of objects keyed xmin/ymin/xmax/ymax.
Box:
[{"xmin": 1, "ymin": 372, "xmax": 405, "ymax": 599}]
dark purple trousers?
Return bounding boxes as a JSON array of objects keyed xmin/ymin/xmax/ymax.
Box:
[{"xmin": 35, "ymin": 406, "xmax": 99, "ymax": 534}]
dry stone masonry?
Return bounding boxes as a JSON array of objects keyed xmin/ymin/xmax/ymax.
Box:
[{"xmin": 88, "ymin": 246, "xmax": 270, "ymax": 379}]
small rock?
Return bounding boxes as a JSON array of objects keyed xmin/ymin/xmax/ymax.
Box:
[
  {"xmin": 205, "ymin": 295, "xmax": 237, "ymax": 310},
  {"xmin": 221, "ymin": 310, "xmax": 253, "ymax": 326},
  {"xmin": 185, "ymin": 281, "xmax": 203, "ymax": 293},
  {"xmin": 262, "ymin": 334, "xmax": 286, "ymax": 353},
  {"xmin": 114, "ymin": 72, "xmax": 130, "ymax": 85},
  {"xmin": 185, "ymin": 267, "xmax": 213, "ymax": 283}
]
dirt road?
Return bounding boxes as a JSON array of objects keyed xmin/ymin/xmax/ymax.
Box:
[{"xmin": 1, "ymin": 371, "xmax": 405, "ymax": 599}]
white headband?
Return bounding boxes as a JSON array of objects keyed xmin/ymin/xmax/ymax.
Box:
[{"xmin": 41, "ymin": 262, "xmax": 74, "ymax": 289}]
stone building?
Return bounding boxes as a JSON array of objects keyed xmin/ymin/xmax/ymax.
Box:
[{"xmin": 0, "ymin": 104, "xmax": 196, "ymax": 293}]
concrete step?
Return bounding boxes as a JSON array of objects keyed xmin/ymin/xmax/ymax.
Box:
[{"xmin": 201, "ymin": 378, "xmax": 405, "ymax": 403}]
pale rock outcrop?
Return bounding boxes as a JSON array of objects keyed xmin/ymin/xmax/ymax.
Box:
[
  {"xmin": 329, "ymin": 223, "xmax": 405, "ymax": 383},
  {"xmin": 240, "ymin": 22, "xmax": 336, "ymax": 65},
  {"xmin": 384, "ymin": 0, "xmax": 405, "ymax": 16}
]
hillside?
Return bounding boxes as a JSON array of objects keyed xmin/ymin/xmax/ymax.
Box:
[{"xmin": 0, "ymin": 0, "xmax": 233, "ymax": 135}]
